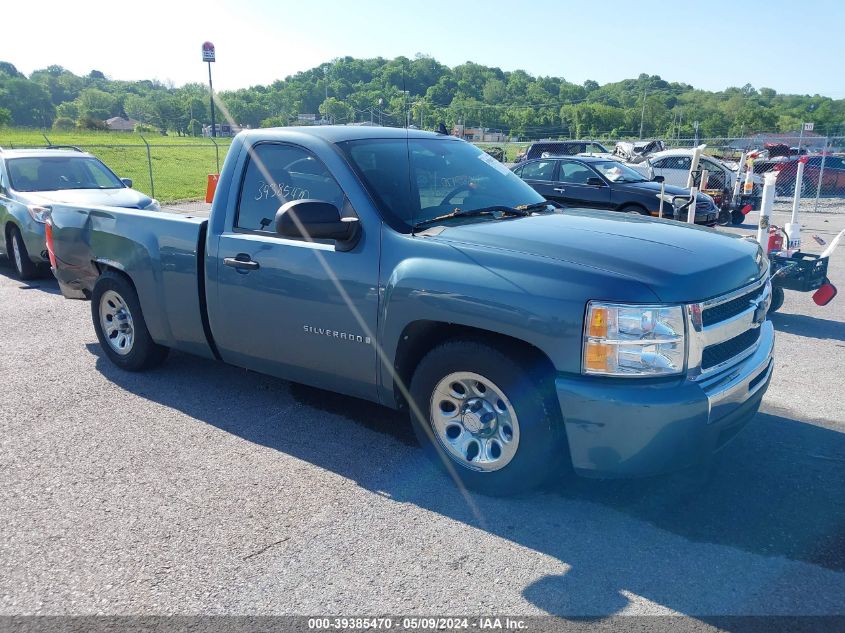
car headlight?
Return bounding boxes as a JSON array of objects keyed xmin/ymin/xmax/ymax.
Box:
[
  {"xmin": 27, "ymin": 205, "xmax": 51, "ymax": 224},
  {"xmin": 143, "ymin": 199, "xmax": 161, "ymax": 211},
  {"xmin": 583, "ymin": 302, "xmax": 686, "ymax": 377}
]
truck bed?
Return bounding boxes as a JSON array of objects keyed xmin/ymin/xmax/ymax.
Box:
[{"xmin": 49, "ymin": 204, "xmax": 215, "ymax": 360}]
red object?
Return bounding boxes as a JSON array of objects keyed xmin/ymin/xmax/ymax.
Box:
[
  {"xmin": 771, "ymin": 155, "xmax": 845, "ymax": 194},
  {"xmin": 44, "ymin": 221, "xmax": 57, "ymax": 269},
  {"xmin": 741, "ymin": 203, "xmax": 753, "ymax": 215},
  {"xmin": 202, "ymin": 41, "xmax": 215, "ymax": 62},
  {"xmin": 813, "ymin": 282, "xmax": 837, "ymax": 306},
  {"xmin": 206, "ymin": 174, "xmax": 219, "ymax": 203},
  {"xmin": 767, "ymin": 228, "xmax": 784, "ymax": 254}
]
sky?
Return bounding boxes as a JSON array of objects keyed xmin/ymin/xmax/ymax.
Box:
[{"xmin": 3, "ymin": 0, "xmax": 843, "ymax": 97}]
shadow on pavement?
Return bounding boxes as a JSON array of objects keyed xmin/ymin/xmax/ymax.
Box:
[
  {"xmin": 86, "ymin": 345, "xmax": 845, "ymax": 618},
  {"xmin": 0, "ymin": 260, "xmax": 61, "ymax": 295},
  {"xmin": 770, "ymin": 311, "xmax": 845, "ymax": 342}
]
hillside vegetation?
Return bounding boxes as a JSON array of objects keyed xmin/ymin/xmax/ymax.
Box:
[{"xmin": 0, "ymin": 57, "xmax": 843, "ymax": 140}]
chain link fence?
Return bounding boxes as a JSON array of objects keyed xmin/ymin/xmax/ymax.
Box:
[
  {"xmin": 476, "ymin": 134, "xmax": 845, "ymax": 214},
  {"xmin": 3, "ymin": 137, "xmax": 229, "ymax": 204},
  {"xmin": 6, "ymin": 131, "xmax": 844, "ymax": 213}
]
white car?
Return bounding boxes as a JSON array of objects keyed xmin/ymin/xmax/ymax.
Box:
[{"xmin": 628, "ymin": 149, "xmax": 757, "ymax": 192}]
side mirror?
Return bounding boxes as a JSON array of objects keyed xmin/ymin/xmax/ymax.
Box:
[
  {"xmin": 652, "ymin": 175, "xmax": 665, "ymax": 183},
  {"xmin": 121, "ymin": 178, "xmax": 133, "ymax": 188},
  {"xmin": 275, "ymin": 199, "xmax": 360, "ymax": 251},
  {"xmin": 586, "ymin": 177, "xmax": 605, "ymax": 187}
]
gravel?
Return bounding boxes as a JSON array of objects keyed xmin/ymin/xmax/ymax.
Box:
[{"xmin": 1, "ymin": 211, "xmax": 843, "ymax": 618}]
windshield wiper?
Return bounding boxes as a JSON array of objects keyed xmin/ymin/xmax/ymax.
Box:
[
  {"xmin": 515, "ymin": 201, "xmax": 558, "ymax": 212},
  {"xmin": 412, "ymin": 205, "xmax": 530, "ymax": 231}
]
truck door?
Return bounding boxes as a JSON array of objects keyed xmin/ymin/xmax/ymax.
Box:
[
  {"xmin": 554, "ymin": 159, "xmax": 612, "ymax": 209},
  {"xmin": 209, "ymin": 142, "xmax": 380, "ymax": 401}
]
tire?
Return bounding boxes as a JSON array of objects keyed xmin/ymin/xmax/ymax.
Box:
[
  {"xmin": 8, "ymin": 226, "xmax": 39, "ymax": 280},
  {"xmin": 717, "ymin": 209, "xmax": 731, "ymax": 226},
  {"xmin": 91, "ymin": 270, "xmax": 169, "ymax": 371},
  {"xmin": 619, "ymin": 204, "xmax": 649, "ymax": 216},
  {"xmin": 408, "ymin": 339, "xmax": 565, "ymax": 496},
  {"xmin": 768, "ymin": 286, "xmax": 785, "ymax": 314},
  {"xmin": 731, "ymin": 210, "xmax": 746, "ymax": 226}
]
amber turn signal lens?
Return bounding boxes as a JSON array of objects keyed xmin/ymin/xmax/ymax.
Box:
[
  {"xmin": 589, "ymin": 307, "xmax": 608, "ymax": 338},
  {"xmin": 584, "ymin": 341, "xmax": 609, "ymax": 372}
]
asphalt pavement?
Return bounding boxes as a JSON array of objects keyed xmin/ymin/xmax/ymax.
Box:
[{"xmin": 0, "ymin": 209, "xmax": 844, "ymax": 619}]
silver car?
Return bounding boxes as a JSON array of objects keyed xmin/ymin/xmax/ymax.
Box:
[{"xmin": 0, "ymin": 147, "xmax": 159, "ymax": 279}]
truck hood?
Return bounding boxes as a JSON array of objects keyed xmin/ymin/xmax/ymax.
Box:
[
  {"xmin": 18, "ymin": 188, "xmax": 154, "ymax": 209},
  {"xmin": 427, "ymin": 209, "xmax": 765, "ymax": 303}
]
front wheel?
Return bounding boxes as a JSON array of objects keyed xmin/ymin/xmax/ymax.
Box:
[
  {"xmin": 731, "ymin": 210, "xmax": 746, "ymax": 226},
  {"xmin": 91, "ymin": 271, "xmax": 169, "ymax": 371},
  {"xmin": 8, "ymin": 226, "xmax": 39, "ymax": 280},
  {"xmin": 409, "ymin": 339, "xmax": 565, "ymax": 496}
]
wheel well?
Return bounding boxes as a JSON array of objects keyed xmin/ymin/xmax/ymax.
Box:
[
  {"xmin": 94, "ymin": 263, "xmax": 136, "ymax": 292},
  {"xmin": 392, "ymin": 320, "xmax": 556, "ymax": 408},
  {"xmin": 4, "ymin": 221, "xmax": 16, "ymax": 245},
  {"xmin": 619, "ymin": 202, "xmax": 647, "ymax": 214}
]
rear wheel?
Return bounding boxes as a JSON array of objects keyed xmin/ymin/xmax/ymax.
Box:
[
  {"xmin": 91, "ymin": 271, "xmax": 169, "ymax": 371},
  {"xmin": 409, "ymin": 339, "xmax": 565, "ymax": 496},
  {"xmin": 731, "ymin": 210, "xmax": 746, "ymax": 226},
  {"xmin": 8, "ymin": 226, "xmax": 39, "ymax": 280},
  {"xmin": 619, "ymin": 204, "xmax": 649, "ymax": 216}
]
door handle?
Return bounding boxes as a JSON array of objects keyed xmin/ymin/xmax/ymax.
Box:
[
  {"xmin": 224, "ymin": 254, "xmax": 260, "ymax": 271},
  {"xmin": 553, "ymin": 187, "xmax": 566, "ymax": 193}
]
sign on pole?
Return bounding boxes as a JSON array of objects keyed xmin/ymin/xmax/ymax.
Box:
[
  {"xmin": 803, "ymin": 122, "xmax": 814, "ymax": 132},
  {"xmin": 202, "ymin": 41, "xmax": 216, "ymax": 63}
]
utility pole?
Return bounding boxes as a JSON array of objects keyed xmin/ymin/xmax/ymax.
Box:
[
  {"xmin": 202, "ymin": 42, "xmax": 216, "ymax": 137},
  {"xmin": 638, "ymin": 88, "xmax": 647, "ymax": 139}
]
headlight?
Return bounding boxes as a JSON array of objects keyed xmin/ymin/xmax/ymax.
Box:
[
  {"xmin": 143, "ymin": 199, "xmax": 161, "ymax": 211},
  {"xmin": 583, "ymin": 302, "xmax": 686, "ymax": 377},
  {"xmin": 27, "ymin": 205, "xmax": 51, "ymax": 224}
]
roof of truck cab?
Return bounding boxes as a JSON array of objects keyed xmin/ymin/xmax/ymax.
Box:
[{"xmin": 240, "ymin": 125, "xmax": 456, "ymax": 144}]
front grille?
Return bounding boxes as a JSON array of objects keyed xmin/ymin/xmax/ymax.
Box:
[
  {"xmin": 702, "ymin": 328, "xmax": 761, "ymax": 370},
  {"xmin": 702, "ymin": 286, "xmax": 764, "ymax": 327}
]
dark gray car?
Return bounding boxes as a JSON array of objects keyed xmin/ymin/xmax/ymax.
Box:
[{"xmin": 513, "ymin": 156, "xmax": 719, "ymax": 225}]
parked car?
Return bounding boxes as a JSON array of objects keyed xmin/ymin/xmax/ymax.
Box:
[
  {"xmin": 769, "ymin": 155, "xmax": 845, "ymax": 196},
  {"xmin": 632, "ymin": 149, "xmax": 741, "ymax": 191},
  {"xmin": 47, "ymin": 127, "xmax": 773, "ymax": 496},
  {"xmin": 512, "ymin": 156, "xmax": 720, "ymax": 225},
  {"xmin": 514, "ymin": 140, "xmax": 610, "ymax": 163},
  {"xmin": 0, "ymin": 147, "xmax": 159, "ymax": 279}
]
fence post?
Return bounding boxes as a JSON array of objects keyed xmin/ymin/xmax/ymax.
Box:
[
  {"xmin": 210, "ymin": 137, "xmax": 220, "ymax": 173},
  {"xmin": 813, "ymin": 136, "xmax": 829, "ymax": 213},
  {"xmin": 140, "ymin": 135, "xmax": 155, "ymax": 198}
]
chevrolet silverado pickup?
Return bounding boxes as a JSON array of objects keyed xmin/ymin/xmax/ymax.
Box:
[{"xmin": 47, "ymin": 127, "xmax": 774, "ymax": 495}]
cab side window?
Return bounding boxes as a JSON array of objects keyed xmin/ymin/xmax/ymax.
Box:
[{"xmin": 236, "ymin": 144, "xmax": 345, "ymax": 233}]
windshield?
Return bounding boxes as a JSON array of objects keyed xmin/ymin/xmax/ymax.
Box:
[
  {"xmin": 339, "ymin": 138, "xmax": 546, "ymax": 232},
  {"xmin": 7, "ymin": 156, "xmax": 125, "ymax": 192},
  {"xmin": 591, "ymin": 160, "xmax": 649, "ymax": 183}
]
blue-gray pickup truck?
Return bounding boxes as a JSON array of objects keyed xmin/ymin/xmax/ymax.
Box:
[{"xmin": 47, "ymin": 127, "xmax": 774, "ymax": 495}]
